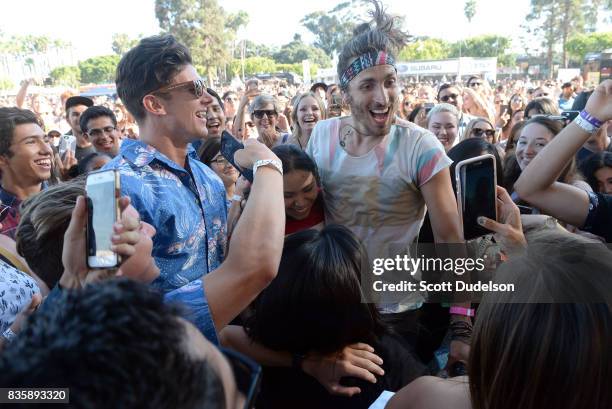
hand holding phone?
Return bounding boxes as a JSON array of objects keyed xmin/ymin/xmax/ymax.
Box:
[
  {"xmin": 220, "ymin": 131, "xmax": 280, "ymax": 183},
  {"xmin": 86, "ymin": 170, "xmax": 120, "ymax": 268},
  {"xmin": 221, "ymin": 131, "xmax": 254, "ymax": 182},
  {"xmin": 476, "ymin": 186, "xmax": 527, "ymax": 255},
  {"xmin": 455, "ymin": 154, "xmax": 497, "ymax": 241}
]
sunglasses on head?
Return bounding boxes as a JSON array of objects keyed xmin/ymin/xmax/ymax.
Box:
[
  {"xmin": 472, "ymin": 128, "xmax": 496, "ymax": 138},
  {"xmin": 220, "ymin": 347, "xmax": 262, "ymax": 409},
  {"xmin": 253, "ymin": 110, "xmax": 277, "ymax": 119},
  {"xmin": 440, "ymin": 93, "xmax": 459, "ymax": 102},
  {"xmin": 151, "ymin": 78, "xmax": 207, "ymax": 99}
]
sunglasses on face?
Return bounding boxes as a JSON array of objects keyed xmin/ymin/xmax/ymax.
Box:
[
  {"xmin": 253, "ymin": 110, "xmax": 277, "ymax": 119},
  {"xmin": 88, "ymin": 126, "xmax": 116, "ymax": 138},
  {"xmin": 472, "ymin": 128, "xmax": 496, "ymax": 138},
  {"xmin": 151, "ymin": 78, "xmax": 208, "ymax": 99},
  {"xmin": 469, "ymin": 82, "xmax": 482, "ymax": 87},
  {"xmin": 220, "ymin": 347, "xmax": 262, "ymax": 409},
  {"xmin": 440, "ymin": 93, "xmax": 459, "ymax": 102}
]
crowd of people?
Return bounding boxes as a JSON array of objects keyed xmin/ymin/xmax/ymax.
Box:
[{"xmin": 0, "ymin": 1, "xmax": 610, "ymax": 408}]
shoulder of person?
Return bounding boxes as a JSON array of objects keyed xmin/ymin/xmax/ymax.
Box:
[
  {"xmin": 394, "ymin": 120, "xmax": 441, "ymax": 147},
  {"xmin": 386, "ymin": 376, "xmax": 470, "ymax": 409}
]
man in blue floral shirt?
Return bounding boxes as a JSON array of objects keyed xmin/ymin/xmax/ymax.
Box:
[{"xmin": 104, "ymin": 35, "xmax": 228, "ymax": 293}]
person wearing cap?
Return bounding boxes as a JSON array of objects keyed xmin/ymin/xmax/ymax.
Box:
[
  {"xmin": 58, "ymin": 96, "xmax": 96, "ymax": 162},
  {"xmin": 45, "ymin": 130, "xmax": 62, "ymax": 147},
  {"xmin": 558, "ymin": 82, "xmax": 575, "ymax": 111}
]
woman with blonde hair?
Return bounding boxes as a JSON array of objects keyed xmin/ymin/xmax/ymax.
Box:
[
  {"xmin": 288, "ymin": 92, "xmax": 326, "ymax": 149},
  {"xmin": 462, "ymin": 88, "xmax": 494, "ymax": 124}
]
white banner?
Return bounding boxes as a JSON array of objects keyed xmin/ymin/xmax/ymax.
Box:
[{"xmin": 396, "ymin": 58, "xmax": 497, "ymax": 76}]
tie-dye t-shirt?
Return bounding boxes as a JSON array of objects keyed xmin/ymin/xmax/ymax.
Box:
[{"xmin": 306, "ymin": 118, "xmax": 452, "ymax": 311}]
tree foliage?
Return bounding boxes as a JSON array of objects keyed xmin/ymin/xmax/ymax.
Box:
[
  {"xmin": 272, "ymin": 34, "xmax": 332, "ymax": 67},
  {"xmin": 0, "ymin": 33, "xmax": 71, "ymax": 55},
  {"xmin": 111, "ymin": 33, "xmax": 141, "ymax": 56},
  {"xmin": 155, "ymin": 0, "xmax": 248, "ymax": 80},
  {"xmin": 450, "ymin": 35, "xmax": 515, "ymax": 66},
  {"xmin": 0, "ymin": 77, "xmax": 14, "ymax": 90},
  {"xmin": 398, "ymin": 35, "xmax": 515, "ymax": 67},
  {"xmin": 399, "ymin": 38, "xmax": 451, "ymax": 61},
  {"xmin": 49, "ymin": 65, "xmax": 81, "ymax": 87},
  {"xmin": 524, "ymin": 0, "xmax": 611, "ymax": 71},
  {"xmin": 566, "ymin": 31, "xmax": 612, "ymax": 62},
  {"xmin": 464, "ymin": 0, "xmax": 477, "ymax": 23},
  {"xmin": 229, "ymin": 57, "xmax": 276, "ymax": 77},
  {"xmin": 240, "ymin": 40, "xmax": 276, "ymax": 59},
  {"xmin": 301, "ymin": 0, "xmax": 370, "ymax": 56},
  {"xmin": 78, "ymin": 55, "xmax": 120, "ymax": 84}
]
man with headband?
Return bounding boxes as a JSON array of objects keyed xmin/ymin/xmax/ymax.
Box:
[{"xmin": 306, "ymin": 0, "xmax": 468, "ymax": 370}]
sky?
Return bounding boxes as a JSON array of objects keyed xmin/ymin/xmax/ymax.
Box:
[{"xmin": 0, "ymin": 0, "xmax": 607, "ymax": 60}]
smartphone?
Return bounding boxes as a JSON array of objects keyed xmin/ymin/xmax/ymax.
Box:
[
  {"xmin": 499, "ymin": 104, "xmax": 509, "ymax": 116},
  {"xmin": 220, "ymin": 130, "xmax": 254, "ymax": 183},
  {"xmin": 561, "ymin": 110, "xmax": 580, "ymax": 123},
  {"xmin": 86, "ymin": 169, "xmax": 120, "ymax": 268},
  {"xmin": 58, "ymin": 134, "xmax": 76, "ymax": 157},
  {"xmin": 455, "ymin": 154, "xmax": 497, "ymax": 241}
]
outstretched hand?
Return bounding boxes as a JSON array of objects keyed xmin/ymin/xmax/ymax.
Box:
[
  {"xmin": 585, "ymin": 79, "xmax": 612, "ymax": 122},
  {"xmin": 302, "ymin": 343, "xmax": 385, "ymax": 397}
]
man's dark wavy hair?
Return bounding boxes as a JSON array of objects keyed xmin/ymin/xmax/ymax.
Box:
[
  {"xmin": 0, "ymin": 279, "xmax": 224, "ymax": 409},
  {"xmin": 116, "ymin": 34, "xmax": 192, "ymax": 121}
]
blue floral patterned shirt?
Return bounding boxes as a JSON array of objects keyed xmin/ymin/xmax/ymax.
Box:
[
  {"xmin": 103, "ymin": 139, "xmax": 227, "ymax": 294},
  {"xmin": 0, "ymin": 259, "xmax": 40, "ymax": 333}
]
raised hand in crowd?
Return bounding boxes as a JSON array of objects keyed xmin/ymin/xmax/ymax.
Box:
[
  {"xmin": 277, "ymin": 112, "xmax": 290, "ymax": 133},
  {"xmin": 514, "ymin": 80, "xmax": 612, "ymax": 241},
  {"xmin": 55, "ymin": 149, "xmax": 78, "ymax": 180},
  {"xmin": 477, "ymin": 186, "xmax": 527, "ymax": 256}
]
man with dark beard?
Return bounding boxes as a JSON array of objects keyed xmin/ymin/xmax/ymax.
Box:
[{"xmin": 306, "ymin": 0, "xmax": 468, "ymax": 371}]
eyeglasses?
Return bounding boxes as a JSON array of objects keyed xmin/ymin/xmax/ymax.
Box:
[
  {"xmin": 472, "ymin": 128, "xmax": 496, "ymax": 138},
  {"xmin": 253, "ymin": 110, "xmax": 277, "ymax": 119},
  {"xmin": 440, "ymin": 93, "xmax": 459, "ymax": 102},
  {"xmin": 210, "ymin": 156, "xmax": 232, "ymax": 167},
  {"xmin": 88, "ymin": 126, "xmax": 116, "ymax": 138},
  {"xmin": 151, "ymin": 78, "xmax": 207, "ymax": 99},
  {"xmin": 469, "ymin": 82, "xmax": 482, "ymax": 88},
  {"xmin": 220, "ymin": 347, "xmax": 262, "ymax": 409}
]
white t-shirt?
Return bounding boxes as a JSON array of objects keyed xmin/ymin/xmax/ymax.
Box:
[{"xmin": 306, "ymin": 117, "xmax": 452, "ymax": 311}]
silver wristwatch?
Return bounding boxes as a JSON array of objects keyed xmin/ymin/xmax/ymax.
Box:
[
  {"xmin": 253, "ymin": 159, "xmax": 283, "ymax": 177},
  {"xmin": 1, "ymin": 327, "xmax": 17, "ymax": 344}
]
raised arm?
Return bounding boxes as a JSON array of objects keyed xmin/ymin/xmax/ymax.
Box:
[
  {"xmin": 15, "ymin": 79, "xmax": 33, "ymax": 108},
  {"xmin": 231, "ymin": 89, "xmax": 258, "ymax": 139},
  {"xmin": 203, "ymin": 140, "xmax": 285, "ymax": 330},
  {"xmin": 514, "ymin": 80, "xmax": 612, "ymax": 227}
]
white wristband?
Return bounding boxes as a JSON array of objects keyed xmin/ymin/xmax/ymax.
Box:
[
  {"xmin": 253, "ymin": 159, "xmax": 283, "ymax": 177},
  {"xmin": 573, "ymin": 115, "xmax": 600, "ymax": 134},
  {"xmin": 232, "ymin": 195, "xmax": 242, "ymax": 202}
]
